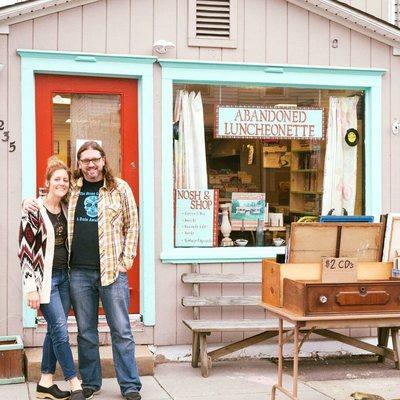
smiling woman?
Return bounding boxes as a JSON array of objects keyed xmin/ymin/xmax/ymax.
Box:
[{"xmin": 18, "ymin": 157, "xmax": 85, "ymax": 400}]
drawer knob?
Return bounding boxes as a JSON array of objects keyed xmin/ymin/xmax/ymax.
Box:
[{"xmin": 319, "ymin": 295, "xmax": 328, "ymax": 304}]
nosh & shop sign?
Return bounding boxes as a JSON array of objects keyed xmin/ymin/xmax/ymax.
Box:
[{"xmin": 215, "ymin": 105, "xmax": 324, "ymax": 139}]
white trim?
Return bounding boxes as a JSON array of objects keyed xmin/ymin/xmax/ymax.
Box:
[
  {"xmin": 0, "ymin": 0, "xmax": 98, "ymax": 32},
  {"xmin": 286, "ymin": 0, "xmax": 400, "ymax": 47}
]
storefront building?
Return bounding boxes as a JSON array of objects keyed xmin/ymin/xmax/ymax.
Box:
[{"xmin": 1, "ymin": 0, "xmax": 400, "ymax": 347}]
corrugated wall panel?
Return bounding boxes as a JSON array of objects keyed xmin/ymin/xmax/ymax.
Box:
[
  {"xmin": 221, "ymin": 263, "xmax": 244, "ymax": 343},
  {"xmin": 390, "ymin": 55, "xmax": 400, "ymax": 211},
  {"xmin": 176, "ymin": 264, "xmax": 193, "ymax": 345},
  {"xmin": 130, "ymin": 0, "xmax": 154, "ymax": 56},
  {"xmin": 371, "ymin": 40, "xmax": 391, "ymax": 213},
  {"xmin": 329, "ymin": 22, "xmax": 351, "ymax": 67},
  {"xmin": 3, "ymin": 0, "xmax": 395, "ymax": 345},
  {"xmin": 350, "ymin": 30, "xmax": 371, "ymax": 68},
  {"xmin": 8, "ymin": 20, "xmax": 33, "ymax": 335},
  {"xmin": 0, "ymin": 34, "xmax": 9, "ymax": 336},
  {"xmin": 308, "ymin": 13, "xmax": 330, "ymax": 66},
  {"xmin": 82, "ymin": 0, "xmax": 106, "ymax": 53},
  {"xmin": 154, "ymin": 0, "xmax": 177, "ymax": 59},
  {"xmin": 177, "ymin": 0, "xmax": 199, "ymax": 59},
  {"xmin": 287, "ymin": 4, "xmax": 309, "ymax": 65},
  {"xmin": 243, "ymin": 0, "xmax": 265, "ymax": 63},
  {"xmin": 58, "ymin": 7, "xmax": 83, "ymax": 51},
  {"xmin": 266, "ymin": 0, "xmax": 287, "ymax": 63},
  {"xmin": 199, "ymin": 263, "xmax": 222, "ymax": 343},
  {"xmin": 106, "ymin": 0, "xmax": 130, "ymax": 54},
  {"xmin": 33, "ymin": 14, "xmax": 58, "ymax": 50}
]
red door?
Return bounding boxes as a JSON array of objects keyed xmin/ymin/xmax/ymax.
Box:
[{"xmin": 35, "ymin": 74, "xmax": 140, "ymax": 314}]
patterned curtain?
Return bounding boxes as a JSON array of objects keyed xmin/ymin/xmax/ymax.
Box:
[
  {"xmin": 322, "ymin": 96, "xmax": 359, "ymax": 216},
  {"xmin": 174, "ymin": 90, "xmax": 208, "ymax": 189}
]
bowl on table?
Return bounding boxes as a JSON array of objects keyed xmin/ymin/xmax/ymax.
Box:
[{"xmin": 235, "ymin": 239, "xmax": 248, "ymax": 247}]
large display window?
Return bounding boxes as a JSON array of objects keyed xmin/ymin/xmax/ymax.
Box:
[
  {"xmin": 159, "ymin": 60, "xmax": 384, "ymax": 263},
  {"xmin": 173, "ymin": 84, "xmax": 365, "ymax": 248}
]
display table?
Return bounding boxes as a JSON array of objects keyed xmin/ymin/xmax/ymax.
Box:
[{"xmin": 261, "ymin": 302, "xmax": 400, "ymax": 400}]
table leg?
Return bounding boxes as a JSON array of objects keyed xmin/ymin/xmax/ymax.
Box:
[
  {"xmin": 293, "ymin": 324, "xmax": 299, "ymax": 398},
  {"xmin": 272, "ymin": 318, "xmax": 284, "ymax": 400},
  {"xmin": 271, "ymin": 319, "xmax": 298, "ymax": 400}
]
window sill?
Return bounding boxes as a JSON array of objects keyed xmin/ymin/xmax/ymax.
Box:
[{"xmin": 160, "ymin": 246, "xmax": 285, "ymax": 264}]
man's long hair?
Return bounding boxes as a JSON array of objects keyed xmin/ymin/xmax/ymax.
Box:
[{"xmin": 73, "ymin": 141, "xmax": 117, "ymax": 189}]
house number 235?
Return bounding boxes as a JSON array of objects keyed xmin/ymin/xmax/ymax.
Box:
[{"xmin": 0, "ymin": 120, "xmax": 16, "ymax": 152}]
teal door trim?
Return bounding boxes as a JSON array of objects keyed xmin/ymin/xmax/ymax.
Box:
[
  {"xmin": 18, "ymin": 49, "xmax": 156, "ymax": 326},
  {"xmin": 159, "ymin": 59, "xmax": 385, "ymax": 264}
]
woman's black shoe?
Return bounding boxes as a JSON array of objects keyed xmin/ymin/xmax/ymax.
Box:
[
  {"xmin": 70, "ymin": 390, "xmax": 86, "ymax": 400},
  {"xmin": 36, "ymin": 384, "xmax": 70, "ymax": 400}
]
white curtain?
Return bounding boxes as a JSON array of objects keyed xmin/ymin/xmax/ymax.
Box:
[
  {"xmin": 174, "ymin": 90, "xmax": 208, "ymax": 189},
  {"xmin": 322, "ymin": 96, "xmax": 359, "ymax": 216}
]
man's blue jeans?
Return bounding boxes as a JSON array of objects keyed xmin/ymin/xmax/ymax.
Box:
[
  {"xmin": 70, "ymin": 269, "xmax": 141, "ymax": 395},
  {"xmin": 40, "ymin": 269, "xmax": 77, "ymax": 381}
]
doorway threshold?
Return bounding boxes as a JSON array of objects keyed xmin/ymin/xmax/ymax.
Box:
[{"xmin": 36, "ymin": 314, "xmax": 144, "ymax": 333}]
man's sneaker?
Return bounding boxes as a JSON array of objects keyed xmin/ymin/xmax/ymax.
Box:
[
  {"xmin": 124, "ymin": 391, "xmax": 141, "ymax": 400},
  {"xmin": 82, "ymin": 388, "xmax": 100, "ymax": 400},
  {"xmin": 36, "ymin": 384, "xmax": 70, "ymax": 400},
  {"xmin": 70, "ymin": 390, "xmax": 86, "ymax": 400}
]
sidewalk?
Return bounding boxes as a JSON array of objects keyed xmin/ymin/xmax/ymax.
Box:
[
  {"xmin": 2, "ymin": 357, "xmax": 400, "ymax": 400},
  {"xmin": 3, "ymin": 337, "xmax": 400, "ymax": 400}
]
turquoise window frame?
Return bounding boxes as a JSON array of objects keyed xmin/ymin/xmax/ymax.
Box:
[
  {"xmin": 18, "ymin": 50, "xmax": 156, "ymax": 327},
  {"xmin": 160, "ymin": 60, "xmax": 385, "ymax": 264}
]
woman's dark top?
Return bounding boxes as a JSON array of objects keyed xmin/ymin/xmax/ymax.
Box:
[{"xmin": 46, "ymin": 208, "xmax": 68, "ymax": 270}]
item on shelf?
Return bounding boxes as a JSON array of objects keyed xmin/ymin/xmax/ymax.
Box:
[
  {"xmin": 256, "ymin": 219, "xmax": 264, "ymax": 246},
  {"xmin": 230, "ymin": 192, "xmax": 266, "ymax": 231},
  {"xmin": 273, "ymin": 238, "xmax": 285, "ymax": 247},
  {"xmin": 220, "ymin": 203, "xmax": 234, "ymax": 247},
  {"xmin": 269, "ymin": 212, "xmax": 283, "ymax": 227},
  {"xmin": 235, "ymin": 238, "xmax": 248, "ymax": 247}
]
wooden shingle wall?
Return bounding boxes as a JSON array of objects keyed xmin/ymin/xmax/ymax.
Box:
[{"xmin": 0, "ymin": 0, "xmax": 398, "ymax": 346}]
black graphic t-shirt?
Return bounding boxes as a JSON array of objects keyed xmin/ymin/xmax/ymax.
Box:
[
  {"xmin": 46, "ymin": 209, "xmax": 68, "ymax": 270},
  {"xmin": 70, "ymin": 179, "xmax": 104, "ymax": 270}
]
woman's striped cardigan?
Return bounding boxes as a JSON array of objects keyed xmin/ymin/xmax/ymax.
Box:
[{"xmin": 18, "ymin": 197, "xmax": 68, "ymax": 304}]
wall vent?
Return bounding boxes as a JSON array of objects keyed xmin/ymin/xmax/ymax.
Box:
[
  {"xmin": 188, "ymin": 0, "xmax": 237, "ymax": 48},
  {"xmin": 196, "ymin": 0, "xmax": 231, "ymax": 38}
]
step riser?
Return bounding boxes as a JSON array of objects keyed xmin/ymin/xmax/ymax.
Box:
[{"xmin": 24, "ymin": 346, "xmax": 154, "ymax": 382}]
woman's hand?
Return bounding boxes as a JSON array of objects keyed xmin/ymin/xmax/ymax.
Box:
[
  {"xmin": 27, "ymin": 291, "xmax": 40, "ymax": 310},
  {"xmin": 22, "ymin": 198, "xmax": 38, "ymax": 214}
]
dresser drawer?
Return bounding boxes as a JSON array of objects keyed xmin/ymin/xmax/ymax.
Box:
[{"xmin": 283, "ymin": 279, "xmax": 400, "ymax": 316}]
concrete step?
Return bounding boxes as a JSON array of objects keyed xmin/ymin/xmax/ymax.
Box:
[{"xmin": 24, "ymin": 345, "xmax": 154, "ymax": 382}]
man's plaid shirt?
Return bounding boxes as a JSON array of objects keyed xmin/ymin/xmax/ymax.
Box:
[{"xmin": 68, "ymin": 177, "xmax": 139, "ymax": 286}]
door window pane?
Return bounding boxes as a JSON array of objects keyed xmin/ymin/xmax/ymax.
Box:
[{"xmin": 52, "ymin": 93, "xmax": 121, "ymax": 176}]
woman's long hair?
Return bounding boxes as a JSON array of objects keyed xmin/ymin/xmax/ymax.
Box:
[
  {"xmin": 44, "ymin": 156, "xmax": 71, "ymax": 203},
  {"xmin": 73, "ymin": 141, "xmax": 116, "ymax": 189}
]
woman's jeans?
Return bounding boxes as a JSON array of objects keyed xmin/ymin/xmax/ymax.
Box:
[
  {"xmin": 69, "ymin": 269, "xmax": 141, "ymax": 396},
  {"xmin": 40, "ymin": 269, "xmax": 77, "ymax": 381}
]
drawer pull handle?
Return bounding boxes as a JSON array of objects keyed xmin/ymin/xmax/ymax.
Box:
[{"xmin": 319, "ymin": 295, "xmax": 328, "ymax": 304}]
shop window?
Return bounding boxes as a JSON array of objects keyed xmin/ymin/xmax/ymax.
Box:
[
  {"xmin": 173, "ymin": 84, "xmax": 365, "ymax": 248},
  {"xmin": 188, "ymin": 0, "xmax": 238, "ymax": 48}
]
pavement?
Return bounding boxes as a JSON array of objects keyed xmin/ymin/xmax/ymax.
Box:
[{"xmin": 2, "ymin": 356, "xmax": 400, "ymax": 400}]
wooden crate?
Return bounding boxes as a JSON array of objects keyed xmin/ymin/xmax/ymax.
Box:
[
  {"xmin": 283, "ymin": 279, "xmax": 400, "ymax": 316},
  {"xmin": 288, "ymin": 222, "xmax": 384, "ymax": 263},
  {"xmin": 262, "ymin": 259, "xmax": 393, "ymax": 307},
  {"xmin": 0, "ymin": 335, "xmax": 24, "ymax": 384}
]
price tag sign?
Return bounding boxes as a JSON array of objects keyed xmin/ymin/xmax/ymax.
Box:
[{"xmin": 321, "ymin": 257, "xmax": 358, "ymax": 283}]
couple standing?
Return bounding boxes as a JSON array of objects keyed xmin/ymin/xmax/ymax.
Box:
[{"xmin": 19, "ymin": 141, "xmax": 142, "ymax": 400}]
